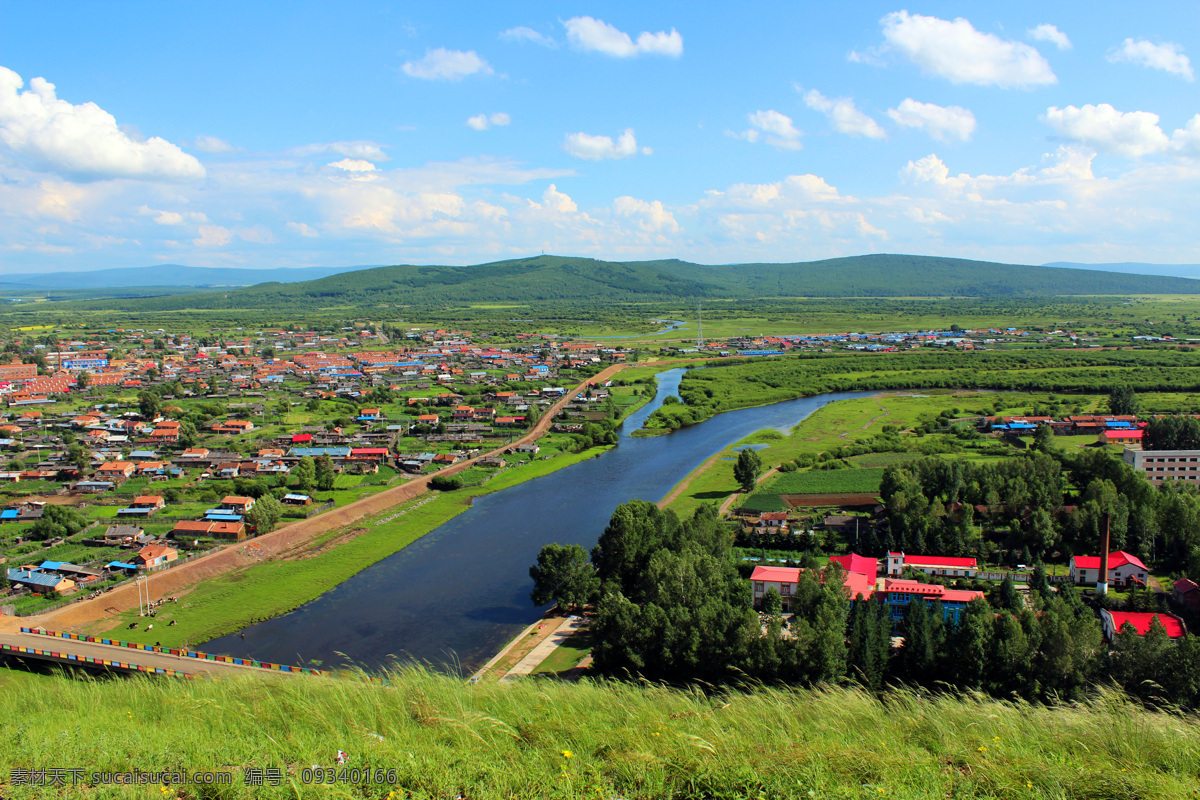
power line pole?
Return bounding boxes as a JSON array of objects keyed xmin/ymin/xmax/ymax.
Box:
[{"xmin": 696, "ymin": 301, "xmax": 703, "ymax": 348}]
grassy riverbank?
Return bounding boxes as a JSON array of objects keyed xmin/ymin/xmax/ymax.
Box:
[{"xmin": 1, "ymin": 666, "xmax": 1198, "ymax": 799}]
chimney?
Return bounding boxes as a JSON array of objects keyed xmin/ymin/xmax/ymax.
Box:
[{"xmin": 1096, "ymin": 513, "xmax": 1111, "ymax": 597}]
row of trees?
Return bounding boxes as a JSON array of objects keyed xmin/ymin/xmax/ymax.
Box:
[
  {"xmin": 878, "ymin": 448, "xmax": 1200, "ymax": 577},
  {"xmin": 531, "ymin": 501, "xmax": 1200, "ymax": 706}
]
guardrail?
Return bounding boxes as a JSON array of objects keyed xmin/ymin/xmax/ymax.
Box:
[
  {"xmin": 1, "ymin": 642, "xmax": 190, "ymax": 677},
  {"xmin": 19, "ymin": 627, "xmax": 327, "ymax": 676}
]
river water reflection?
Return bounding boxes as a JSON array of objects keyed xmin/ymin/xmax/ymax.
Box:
[{"xmin": 206, "ymin": 370, "xmax": 873, "ymax": 673}]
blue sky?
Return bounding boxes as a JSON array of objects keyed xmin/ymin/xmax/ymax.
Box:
[{"xmin": 0, "ymin": 1, "xmax": 1198, "ymax": 273}]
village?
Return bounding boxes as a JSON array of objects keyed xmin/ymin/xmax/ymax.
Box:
[{"xmin": 0, "ymin": 323, "xmax": 641, "ymax": 617}]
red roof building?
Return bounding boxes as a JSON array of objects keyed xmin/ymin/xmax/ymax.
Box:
[
  {"xmin": 886, "ymin": 552, "xmax": 977, "ymax": 578},
  {"xmin": 1069, "ymin": 551, "xmax": 1149, "ymax": 587},
  {"xmin": 1100, "ymin": 609, "xmax": 1186, "ymax": 640}
]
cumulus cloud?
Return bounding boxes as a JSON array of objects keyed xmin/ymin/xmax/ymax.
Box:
[
  {"xmin": 562, "ymin": 128, "xmax": 639, "ymax": 160},
  {"xmin": 287, "ymin": 221, "xmax": 319, "ymax": 237},
  {"xmin": 192, "ymin": 135, "xmax": 234, "ymax": 153},
  {"xmin": 802, "ymin": 89, "xmax": 885, "ymax": 139},
  {"xmin": 886, "ymin": 99, "xmax": 976, "ymax": 142},
  {"xmin": 193, "ymin": 225, "xmax": 233, "ymax": 247},
  {"xmin": 0, "ymin": 66, "xmax": 205, "ymax": 182},
  {"xmin": 730, "ymin": 110, "xmax": 803, "ymax": 150},
  {"xmin": 1028, "ymin": 24, "xmax": 1071, "ymax": 50},
  {"xmin": 613, "ymin": 196, "xmax": 679, "ymax": 233},
  {"xmin": 880, "ymin": 11, "xmax": 1057, "ymax": 88},
  {"xmin": 563, "ymin": 17, "xmax": 682, "ymax": 58},
  {"xmin": 539, "ymin": 184, "xmax": 577, "ymax": 213},
  {"xmin": 1043, "ymin": 104, "xmax": 1169, "ymax": 158},
  {"xmin": 467, "ymin": 112, "xmax": 511, "ymax": 131},
  {"xmin": 401, "ymin": 48, "xmax": 494, "ymax": 80},
  {"xmin": 1108, "ymin": 38, "xmax": 1194, "ymax": 81},
  {"xmin": 138, "ymin": 205, "xmax": 207, "ymax": 225},
  {"xmin": 501, "ymin": 26, "xmax": 557, "ymax": 47},
  {"xmin": 292, "ymin": 141, "xmax": 389, "ymax": 162},
  {"xmin": 328, "ymin": 158, "xmax": 377, "ymax": 172}
]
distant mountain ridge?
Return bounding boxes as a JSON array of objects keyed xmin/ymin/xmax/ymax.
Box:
[
  {"xmin": 1043, "ymin": 261, "xmax": 1200, "ymax": 279},
  {"xmin": 74, "ymin": 253, "xmax": 1200, "ymax": 312},
  {"xmin": 0, "ymin": 264, "xmax": 379, "ymax": 289},
  {"xmin": 229, "ymin": 253, "xmax": 1200, "ymax": 301}
]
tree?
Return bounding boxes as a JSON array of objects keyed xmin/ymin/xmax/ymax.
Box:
[
  {"xmin": 761, "ymin": 586, "xmax": 783, "ymax": 619},
  {"xmin": 138, "ymin": 391, "xmax": 161, "ymax": 420},
  {"xmin": 315, "ymin": 455, "xmax": 336, "ymax": 491},
  {"xmin": 529, "ymin": 543, "xmax": 599, "ymax": 611},
  {"xmin": 1108, "ymin": 385, "xmax": 1139, "ymax": 417},
  {"xmin": 247, "ymin": 494, "xmax": 283, "ymax": 534},
  {"xmin": 1033, "ymin": 423, "xmax": 1054, "ymax": 453},
  {"xmin": 76, "ymin": 371, "xmax": 91, "ymax": 390},
  {"xmin": 294, "ymin": 456, "xmax": 316, "ymax": 493},
  {"xmin": 733, "ymin": 448, "xmax": 762, "ymax": 492}
]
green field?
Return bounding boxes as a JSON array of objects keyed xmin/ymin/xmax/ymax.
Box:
[
  {"xmin": 2, "ymin": 666, "xmax": 1199, "ymax": 799},
  {"xmin": 765, "ymin": 467, "xmax": 886, "ymax": 495}
]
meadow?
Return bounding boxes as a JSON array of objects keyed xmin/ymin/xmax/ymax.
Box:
[{"xmin": 1, "ymin": 666, "xmax": 1198, "ymax": 799}]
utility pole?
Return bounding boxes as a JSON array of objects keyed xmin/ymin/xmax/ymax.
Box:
[{"xmin": 696, "ymin": 301, "xmax": 703, "ymax": 348}]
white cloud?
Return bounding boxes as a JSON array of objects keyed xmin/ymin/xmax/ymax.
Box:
[
  {"xmin": 501, "ymin": 26, "xmax": 557, "ymax": 48},
  {"xmin": 287, "ymin": 221, "xmax": 319, "ymax": 237},
  {"xmin": 401, "ymin": 48, "xmax": 493, "ymax": 81},
  {"xmin": 802, "ymin": 89, "xmax": 885, "ymax": 139},
  {"xmin": 1108, "ymin": 39, "xmax": 1194, "ymax": 81},
  {"xmin": 0, "ymin": 66, "xmax": 205, "ymax": 181},
  {"xmin": 193, "ymin": 225, "xmax": 233, "ymax": 247},
  {"xmin": 613, "ymin": 196, "xmax": 679, "ymax": 233},
  {"xmin": 886, "ymin": 99, "xmax": 976, "ymax": 142},
  {"xmin": 1043, "ymin": 104, "xmax": 1169, "ymax": 158},
  {"xmin": 880, "ymin": 11, "xmax": 1057, "ymax": 88},
  {"xmin": 539, "ymin": 184, "xmax": 577, "ymax": 214},
  {"xmin": 467, "ymin": 112, "xmax": 511, "ymax": 131},
  {"xmin": 733, "ymin": 110, "xmax": 803, "ymax": 150},
  {"xmin": 192, "ymin": 135, "xmax": 234, "ymax": 153},
  {"xmin": 328, "ymin": 158, "xmax": 377, "ymax": 172},
  {"xmin": 293, "ymin": 141, "xmax": 390, "ymax": 162},
  {"xmin": 563, "ymin": 17, "xmax": 682, "ymax": 58},
  {"xmin": 1028, "ymin": 24, "xmax": 1071, "ymax": 50},
  {"xmin": 1171, "ymin": 115, "xmax": 1200, "ymax": 157},
  {"xmin": 562, "ymin": 128, "xmax": 639, "ymax": 160},
  {"xmin": 137, "ymin": 205, "xmax": 207, "ymax": 225}
]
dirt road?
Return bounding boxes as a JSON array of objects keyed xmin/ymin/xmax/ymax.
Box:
[{"xmin": 1, "ymin": 363, "xmax": 627, "ymax": 635}]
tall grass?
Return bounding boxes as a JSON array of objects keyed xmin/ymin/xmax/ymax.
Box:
[{"xmin": 2, "ymin": 666, "xmax": 1199, "ymax": 799}]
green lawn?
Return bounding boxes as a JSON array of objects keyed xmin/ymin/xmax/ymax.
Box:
[{"xmin": 531, "ymin": 629, "xmax": 594, "ymax": 675}]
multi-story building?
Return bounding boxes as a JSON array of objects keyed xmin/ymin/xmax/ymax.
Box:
[{"xmin": 1124, "ymin": 448, "xmax": 1200, "ymax": 486}]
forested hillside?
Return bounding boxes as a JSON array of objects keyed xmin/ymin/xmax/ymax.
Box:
[{"xmin": 61, "ymin": 254, "xmax": 1200, "ymax": 314}]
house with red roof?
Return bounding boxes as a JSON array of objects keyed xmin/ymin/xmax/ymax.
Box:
[
  {"xmin": 750, "ymin": 552, "xmax": 878, "ymax": 610},
  {"xmin": 1068, "ymin": 551, "xmax": 1148, "ymax": 587},
  {"xmin": 1173, "ymin": 578, "xmax": 1200, "ymax": 612},
  {"xmin": 1100, "ymin": 609, "xmax": 1186, "ymax": 641},
  {"xmin": 886, "ymin": 552, "xmax": 977, "ymax": 579}
]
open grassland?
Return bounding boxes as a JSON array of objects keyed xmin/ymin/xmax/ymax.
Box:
[
  {"xmin": 1, "ymin": 667, "xmax": 1199, "ymax": 799},
  {"xmin": 765, "ymin": 467, "xmax": 886, "ymax": 494}
]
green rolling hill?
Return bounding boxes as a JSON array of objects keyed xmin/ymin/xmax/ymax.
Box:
[{"xmin": 58, "ymin": 253, "xmax": 1200, "ymax": 312}]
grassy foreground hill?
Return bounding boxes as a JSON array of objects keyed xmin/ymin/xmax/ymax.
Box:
[
  {"xmin": 2, "ymin": 666, "xmax": 1199, "ymax": 799},
  {"xmin": 68, "ymin": 254, "xmax": 1200, "ymax": 314}
]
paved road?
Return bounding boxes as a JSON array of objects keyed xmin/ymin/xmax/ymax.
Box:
[
  {"xmin": 0, "ymin": 631, "xmax": 297, "ymax": 676},
  {"xmin": 1, "ymin": 363, "xmax": 628, "ymax": 637}
]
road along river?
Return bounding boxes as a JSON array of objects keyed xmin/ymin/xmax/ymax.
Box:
[{"xmin": 207, "ymin": 370, "xmax": 874, "ymax": 673}]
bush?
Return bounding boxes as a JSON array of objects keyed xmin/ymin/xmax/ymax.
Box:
[{"xmin": 429, "ymin": 475, "xmax": 463, "ymax": 491}]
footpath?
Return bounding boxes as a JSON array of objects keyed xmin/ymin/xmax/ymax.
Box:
[{"xmin": 0, "ymin": 363, "xmax": 627, "ymax": 637}]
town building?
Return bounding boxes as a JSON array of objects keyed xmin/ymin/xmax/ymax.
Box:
[
  {"xmin": 886, "ymin": 552, "xmax": 977, "ymax": 579},
  {"xmin": 1068, "ymin": 551, "xmax": 1149, "ymax": 587},
  {"xmin": 1123, "ymin": 448, "xmax": 1200, "ymax": 486},
  {"xmin": 1099, "ymin": 609, "xmax": 1187, "ymax": 641}
]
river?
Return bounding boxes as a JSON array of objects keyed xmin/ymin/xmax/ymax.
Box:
[{"xmin": 205, "ymin": 371, "xmax": 873, "ymax": 673}]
